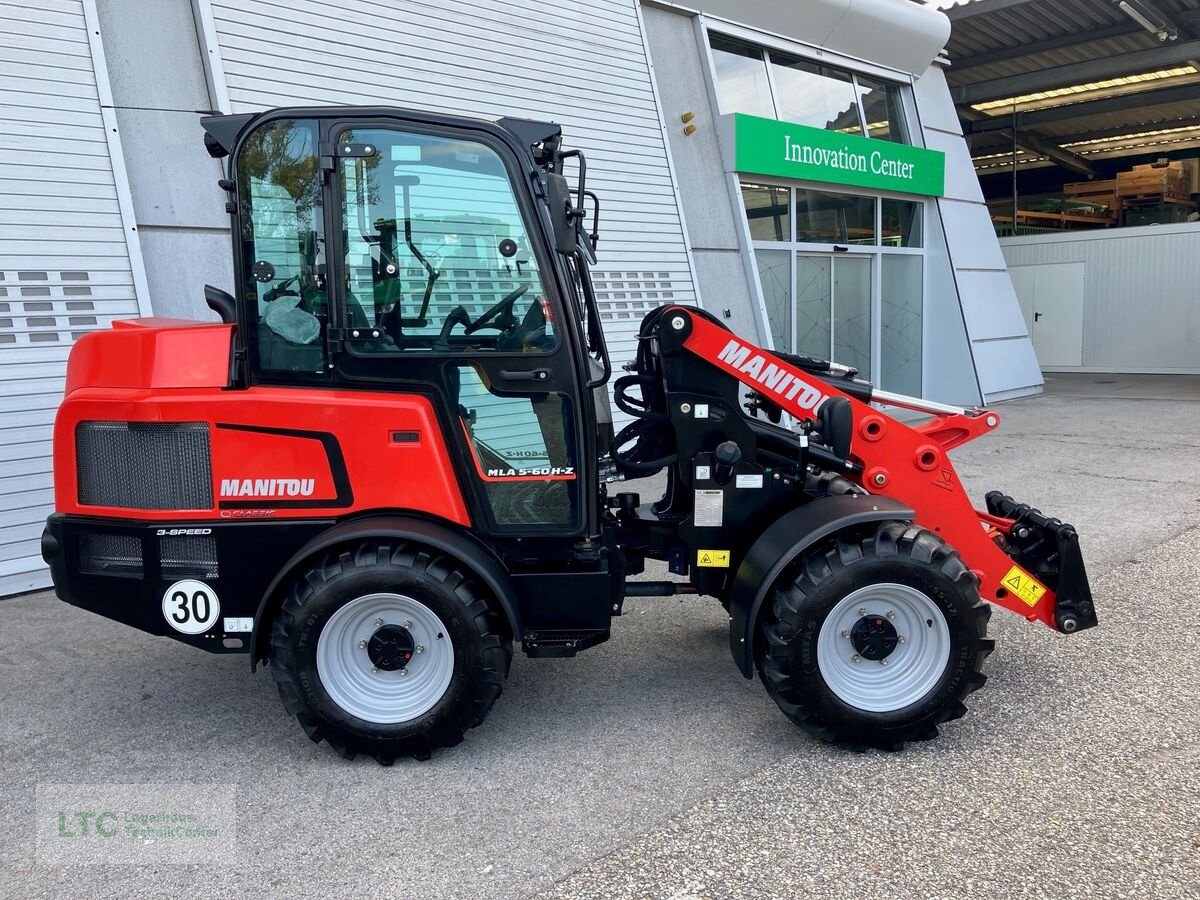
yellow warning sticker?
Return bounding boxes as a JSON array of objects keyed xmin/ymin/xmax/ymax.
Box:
[
  {"xmin": 697, "ymin": 549, "xmax": 731, "ymax": 568},
  {"xmin": 1002, "ymin": 565, "xmax": 1047, "ymax": 607}
]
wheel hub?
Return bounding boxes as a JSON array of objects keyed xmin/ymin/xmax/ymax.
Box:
[
  {"xmin": 850, "ymin": 615, "xmax": 898, "ymax": 661},
  {"xmin": 816, "ymin": 583, "xmax": 953, "ymax": 713},
  {"xmin": 367, "ymin": 624, "xmax": 415, "ymax": 671}
]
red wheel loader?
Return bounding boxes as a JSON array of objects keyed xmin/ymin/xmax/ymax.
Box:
[{"xmin": 41, "ymin": 107, "xmax": 1096, "ymax": 762}]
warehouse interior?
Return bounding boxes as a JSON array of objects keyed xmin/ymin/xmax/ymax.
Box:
[{"xmin": 942, "ymin": 0, "xmax": 1200, "ymax": 231}]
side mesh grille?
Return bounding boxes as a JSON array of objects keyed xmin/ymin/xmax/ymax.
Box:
[
  {"xmin": 76, "ymin": 422, "xmax": 213, "ymax": 510},
  {"xmin": 78, "ymin": 533, "xmax": 143, "ymax": 576},
  {"xmin": 160, "ymin": 534, "xmax": 219, "ymax": 579}
]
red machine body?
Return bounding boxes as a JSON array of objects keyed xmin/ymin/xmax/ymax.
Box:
[{"xmin": 55, "ymin": 319, "xmax": 469, "ymax": 526}]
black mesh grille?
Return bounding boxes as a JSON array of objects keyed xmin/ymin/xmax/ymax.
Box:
[
  {"xmin": 76, "ymin": 421, "xmax": 212, "ymax": 509},
  {"xmin": 160, "ymin": 534, "xmax": 219, "ymax": 579},
  {"xmin": 78, "ymin": 532, "xmax": 143, "ymax": 576}
]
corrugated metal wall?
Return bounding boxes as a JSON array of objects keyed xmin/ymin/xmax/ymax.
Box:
[
  {"xmin": 1000, "ymin": 223, "xmax": 1200, "ymax": 373},
  {"xmin": 0, "ymin": 0, "xmax": 143, "ymax": 594},
  {"xmin": 206, "ymin": 0, "xmax": 698, "ymax": 374}
]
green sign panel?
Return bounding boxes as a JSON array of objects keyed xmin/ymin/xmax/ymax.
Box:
[{"xmin": 730, "ymin": 113, "xmax": 945, "ymax": 197}]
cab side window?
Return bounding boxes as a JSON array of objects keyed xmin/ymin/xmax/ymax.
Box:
[
  {"xmin": 338, "ymin": 128, "xmax": 555, "ymax": 355},
  {"xmin": 236, "ymin": 118, "xmax": 329, "ymax": 375}
]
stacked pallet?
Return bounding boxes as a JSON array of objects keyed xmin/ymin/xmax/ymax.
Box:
[
  {"xmin": 1180, "ymin": 158, "xmax": 1199, "ymax": 195},
  {"xmin": 989, "ymin": 160, "xmax": 1200, "ymax": 234},
  {"xmin": 988, "ymin": 186, "xmax": 1117, "ymax": 231},
  {"xmin": 1063, "ymin": 179, "xmax": 1118, "ymax": 216},
  {"xmin": 1117, "ymin": 162, "xmax": 1188, "ymax": 202}
]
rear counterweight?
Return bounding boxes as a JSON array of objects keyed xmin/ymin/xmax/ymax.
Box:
[{"xmin": 42, "ymin": 514, "xmax": 334, "ymax": 653}]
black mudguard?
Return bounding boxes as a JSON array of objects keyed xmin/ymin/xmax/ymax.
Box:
[
  {"xmin": 250, "ymin": 515, "xmax": 522, "ymax": 669},
  {"xmin": 728, "ymin": 494, "xmax": 915, "ymax": 677}
]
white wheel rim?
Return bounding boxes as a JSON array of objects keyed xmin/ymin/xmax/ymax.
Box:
[
  {"xmin": 816, "ymin": 583, "xmax": 951, "ymax": 713},
  {"xmin": 316, "ymin": 592, "xmax": 455, "ymax": 724}
]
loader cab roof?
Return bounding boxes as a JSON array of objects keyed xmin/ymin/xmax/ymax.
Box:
[{"xmin": 200, "ymin": 107, "xmax": 562, "ymax": 163}]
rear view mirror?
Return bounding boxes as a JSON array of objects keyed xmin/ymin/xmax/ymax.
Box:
[{"xmin": 546, "ymin": 173, "xmax": 578, "ymax": 255}]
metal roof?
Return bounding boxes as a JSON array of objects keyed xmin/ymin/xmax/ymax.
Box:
[
  {"xmin": 933, "ymin": 0, "xmax": 1200, "ymax": 177},
  {"xmin": 946, "ymin": 0, "xmax": 1200, "ymax": 83}
]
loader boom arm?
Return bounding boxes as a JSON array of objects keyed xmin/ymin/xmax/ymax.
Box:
[{"xmin": 673, "ymin": 307, "xmax": 1093, "ymax": 633}]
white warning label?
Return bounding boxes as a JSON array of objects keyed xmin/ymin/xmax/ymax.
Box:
[{"xmin": 694, "ymin": 490, "xmax": 723, "ymax": 527}]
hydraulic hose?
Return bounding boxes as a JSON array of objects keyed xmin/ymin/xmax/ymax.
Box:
[{"xmin": 610, "ymin": 308, "xmax": 677, "ymax": 476}]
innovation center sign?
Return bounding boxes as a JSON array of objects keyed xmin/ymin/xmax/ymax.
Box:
[{"xmin": 726, "ymin": 113, "xmax": 945, "ymax": 197}]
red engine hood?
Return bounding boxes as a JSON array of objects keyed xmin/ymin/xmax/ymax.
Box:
[{"xmin": 65, "ymin": 317, "xmax": 234, "ymax": 395}]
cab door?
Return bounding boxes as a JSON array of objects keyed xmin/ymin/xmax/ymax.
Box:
[{"xmin": 325, "ymin": 118, "xmax": 590, "ymax": 537}]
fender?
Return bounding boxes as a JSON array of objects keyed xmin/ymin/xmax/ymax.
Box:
[
  {"xmin": 250, "ymin": 515, "xmax": 521, "ymax": 669},
  {"xmin": 728, "ymin": 494, "xmax": 915, "ymax": 677}
]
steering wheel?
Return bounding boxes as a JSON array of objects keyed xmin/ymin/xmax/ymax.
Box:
[
  {"xmin": 463, "ymin": 285, "xmax": 529, "ymax": 336},
  {"xmin": 263, "ymin": 275, "xmax": 300, "ymax": 303}
]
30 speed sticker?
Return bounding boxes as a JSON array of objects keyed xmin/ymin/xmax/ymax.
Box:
[
  {"xmin": 1001, "ymin": 566, "xmax": 1047, "ymax": 607},
  {"xmin": 162, "ymin": 580, "xmax": 221, "ymax": 634}
]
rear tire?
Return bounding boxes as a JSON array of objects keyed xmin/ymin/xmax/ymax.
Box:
[
  {"xmin": 756, "ymin": 521, "xmax": 993, "ymax": 750},
  {"xmin": 269, "ymin": 541, "xmax": 511, "ymax": 764}
]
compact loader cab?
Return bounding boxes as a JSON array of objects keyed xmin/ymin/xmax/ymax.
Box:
[
  {"xmin": 220, "ymin": 109, "xmax": 627, "ymax": 649},
  {"xmin": 226, "ymin": 111, "xmax": 609, "ymax": 537},
  {"xmin": 42, "ymin": 106, "xmax": 1096, "ymax": 764}
]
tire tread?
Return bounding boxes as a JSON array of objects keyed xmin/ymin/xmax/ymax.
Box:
[
  {"xmin": 268, "ymin": 540, "xmax": 512, "ymax": 764},
  {"xmin": 758, "ymin": 521, "xmax": 993, "ymax": 751}
]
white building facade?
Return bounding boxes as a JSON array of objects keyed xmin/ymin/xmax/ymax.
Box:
[{"xmin": 0, "ymin": 0, "xmax": 1039, "ymax": 593}]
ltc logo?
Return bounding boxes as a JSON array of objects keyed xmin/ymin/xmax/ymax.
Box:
[{"xmin": 57, "ymin": 811, "xmax": 118, "ymax": 838}]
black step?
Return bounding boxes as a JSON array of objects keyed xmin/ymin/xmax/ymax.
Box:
[{"xmin": 522, "ymin": 629, "xmax": 609, "ymax": 658}]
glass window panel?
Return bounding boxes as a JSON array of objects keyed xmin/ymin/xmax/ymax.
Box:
[
  {"xmin": 742, "ymin": 181, "xmax": 790, "ymax": 241},
  {"xmin": 881, "ymin": 255, "xmax": 923, "ymax": 395},
  {"xmin": 794, "ymin": 255, "xmax": 832, "ymax": 361},
  {"xmin": 795, "ymin": 190, "xmax": 876, "ymax": 245},
  {"xmin": 881, "ymin": 198, "xmax": 923, "ymax": 248},
  {"xmin": 755, "ymin": 249, "xmax": 792, "ymax": 352},
  {"xmin": 237, "ymin": 118, "xmax": 328, "ymax": 375},
  {"xmin": 457, "ymin": 364, "xmax": 577, "ymax": 527},
  {"xmin": 833, "ymin": 256, "xmax": 871, "ymax": 378},
  {"xmin": 858, "ymin": 76, "xmax": 907, "ymax": 143},
  {"xmin": 709, "ymin": 35, "xmax": 776, "ymax": 118},
  {"xmin": 769, "ymin": 53, "xmax": 862, "ymax": 135},
  {"xmin": 338, "ymin": 128, "xmax": 554, "ymax": 355}
]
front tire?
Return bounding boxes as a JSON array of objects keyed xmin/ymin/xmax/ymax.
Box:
[
  {"xmin": 757, "ymin": 522, "xmax": 993, "ymax": 750},
  {"xmin": 269, "ymin": 541, "xmax": 511, "ymax": 763}
]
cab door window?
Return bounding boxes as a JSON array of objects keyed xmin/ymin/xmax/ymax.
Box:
[
  {"xmin": 456, "ymin": 364, "xmax": 577, "ymax": 527},
  {"xmin": 334, "ymin": 124, "xmax": 582, "ymax": 534},
  {"xmin": 236, "ymin": 118, "xmax": 329, "ymax": 375},
  {"xmin": 337, "ymin": 127, "xmax": 556, "ymax": 355}
]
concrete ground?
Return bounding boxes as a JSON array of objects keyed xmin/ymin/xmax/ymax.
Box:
[{"xmin": 1, "ymin": 373, "xmax": 1198, "ymax": 899}]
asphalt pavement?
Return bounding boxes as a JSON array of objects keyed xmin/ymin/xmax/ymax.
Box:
[{"xmin": 1, "ymin": 373, "xmax": 1198, "ymax": 899}]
